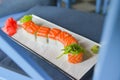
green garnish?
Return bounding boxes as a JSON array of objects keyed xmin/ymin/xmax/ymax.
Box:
[
  {"xmin": 56, "ymin": 43, "xmax": 84, "ymax": 59},
  {"xmin": 64, "ymin": 44, "xmax": 84, "ymax": 54},
  {"xmin": 56, "ymin": 53, "xmax": 64, "ymax": 59},
  {"xmin": 91, "ymin": 45, "xmax": 99, "ymax": 54},
  {"xmin": 46, "ymin": 36, "xmax": 49, "ymax": 43},
  {"xmin": 20, "ymin": 15, "xmax": 32, "ymax": 23},
  {"xmin": 34, "ymin": 31, "xmax": 38, "ymax": 40}
]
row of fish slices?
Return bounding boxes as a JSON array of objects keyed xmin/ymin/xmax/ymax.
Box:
[{"xmin": 21, "ymin": 20, "xmax": 78, "ymax": 46}]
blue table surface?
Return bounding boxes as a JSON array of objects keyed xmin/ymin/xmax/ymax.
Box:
[{"xmin": 0, "ymin": 5, "xmax": 104, "ymax": 80}]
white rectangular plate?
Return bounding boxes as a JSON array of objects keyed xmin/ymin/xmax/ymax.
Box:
[{"xmin": 13, "ymin": 15, "xmax": 99, "ymax": 80}]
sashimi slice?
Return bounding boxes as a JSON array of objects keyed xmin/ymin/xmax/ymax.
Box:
[
  {"xmin": 57, "ymin": 43, "xmax": 84, "ymax": 64},
  {"xmin": 48, "ymin": 28, "xmax": 61, "ymax": 39},
  {"xmin": 56, "ymin": 31, "xmax": 71, "ymax": 43},
  {"xmin": 37, "ymin": 26, "xmax": 50, "ymax": 37},
  {"xmin": 22, "ymin": 21, "xmax": 40, "ymax": 34},
  {"xmin": 63, "ymin": 36, "xmax": 77, "ymax": 46},
  {"xmin": 22, "ymin": 21, "xmax": 32, "ymax": 29},
  {"xmin": 68, "ymin": 53, "xmax": 83, "ymax": 64}
]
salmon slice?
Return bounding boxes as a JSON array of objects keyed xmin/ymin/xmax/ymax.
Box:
[
  {"xmin": 68, "ymin": 52, "xmax": 83, "ymax": 64},
  {"xmin": 56, "ymin": 31, "xmax": 71, "ymax": 43},
  {"xmin": 22, "ymin": 21, "xmax": 40, "ymax": 34},
  {"xmin": 37, "ymin": 26, "xmax": 50, "ymax": 37},
  {"xmin": 48, "ymin": 28, "xmax": 61, "ymax": 39},
  {"xmin": 63, "ymin": 36, "xmax": 77, "ymax": 46},
  {"xmin": 22, "ymin": 21, "xmax": 32, "ymax": 29}
]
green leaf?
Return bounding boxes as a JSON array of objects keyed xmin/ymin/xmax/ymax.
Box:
[
  {"xmin": 56, "ymin": 44, "xmax": 84, "ymax": 59},
  {"xmin": 56, "ymin": 53, "xmax": 65, "ymax": 59},
  {"xmin": 63, "ymin": 43, "xmax": 84, "ymax": 55},
  {"xmin": 20, "ymin": 15, "xmax": 32, "ymax": 23}
]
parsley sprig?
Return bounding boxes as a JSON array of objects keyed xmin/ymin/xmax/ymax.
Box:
[{"xmin": 57, "ymin": 43, "xmax": 84, "ymax": 59}]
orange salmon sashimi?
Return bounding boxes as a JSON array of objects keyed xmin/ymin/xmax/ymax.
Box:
[
  {"xmin": 68, "ymin": 52, "xmax": 83, "ymax": 64},
  {"xmin": 56, "ymin": 31, "xmax": 71, "ymax": 43},
  {"xmin": 22, "ymin": 21, "xmax": 40, "ymax": 34},
  {"xmin": 48, "ymin": 28, "xmax": 61, "ymax": 39},
  {"xmin": 37, "ymin": 26, "xmax": 50, "ymax": 37},
  {"xmin": 63, "ymin": 36, "xmax": 78, "ymax": 46},
  {"xmin": 22, "ymin": 21, "xmax": 33, "ymax": 29},
  {"xmin": 57, "ymin": 43, "xmax": 84, "ymax": 64}
]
